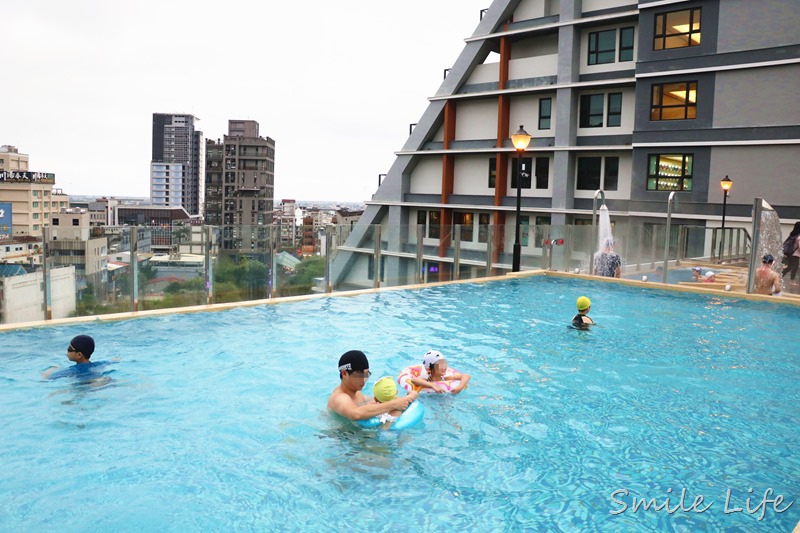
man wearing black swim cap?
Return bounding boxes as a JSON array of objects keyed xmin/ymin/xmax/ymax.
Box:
[{"xmin": 327, "ymin": 350, "xmax": 418, "ymax": 420}]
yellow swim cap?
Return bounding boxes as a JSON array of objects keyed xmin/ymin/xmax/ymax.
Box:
[
  {"xmin": 373, "ymin": 376, "xmax": 398, "ymax": 403},
  {"xmin": 576, "ymin": 296, "xmax": 591, "ymax": 311}
]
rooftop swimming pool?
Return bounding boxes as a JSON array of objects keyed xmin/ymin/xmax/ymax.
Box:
[{"xmin": 3, "ymin": 277, "xmax": 799, "ymax": 531}]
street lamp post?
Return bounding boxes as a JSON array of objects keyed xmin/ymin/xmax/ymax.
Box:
[
  {"xmin": 511, "ymin": 125, "xmax": 532, "ymax": 272},
  {"xmin": 720, "ymin": 175, "xmax": 733, "ymax": 261}
]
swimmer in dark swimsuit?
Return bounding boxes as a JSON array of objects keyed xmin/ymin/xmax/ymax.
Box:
[{"xmin": 572, "ymin": 296, "xmax": 594, "ymax": 329}]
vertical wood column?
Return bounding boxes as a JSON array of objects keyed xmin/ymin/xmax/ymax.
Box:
[
  {"xmin": 438, "ymin": 100, "xmax": 457, "ymax": 281},
  {"xmin": 492, "ymin": 34, "xmax": 512, "ymax": 269}
]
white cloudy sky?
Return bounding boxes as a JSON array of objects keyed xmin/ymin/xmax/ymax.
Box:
[{"xmin": 3, "ymin": 0, "xmax": 492, "ymax": 203}]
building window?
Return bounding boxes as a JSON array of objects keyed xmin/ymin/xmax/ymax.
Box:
[
  {"xmin": 607, "ymin": 93, "xmax": 622, "ymax": 127},
  {"xmin": 417, "ymin": 209, "xmax": 444, "ymax": 240},
  {"xmin": 577, "ymin": 157, "xmax": 620, "ymax": 191},
  {"xmin": 651, "ymin": 81, "xmax": 697, "ymax": 120},
  {"xmin": 52, "ymin": 218, "xmax": 60, "ymax": 226},
  {"xmin": 72, "ymin": 218, "xmax": 79, "ymax": 226},
  {"xmin": 534, "ymin": 216, "xmax": 551, "ymax": 247},
  {"xmin": 478, "ymin": 213, "xmax": 491, "ymax": 243},
  {"xmin": 654, "ymin": 8, "xmax": 701, "ymax": 50},
  {"xmin": 588, "ymin": 29, "xmax": 616, "ymax": 65},
  {"xmin": 535, "ymin": 157, "xmax": 550, "ymax": 189},
  {"xmin": 488, "ymin": 157, "xmax": 497, "ymax": 188},
  {"xmin": 619, "ymin": 27, "xmax": 635, "ymax": 61},
  {"xmin": 44, "ymin": 202, "xmax": 49, "ymax": 208},
  {"xmin": 32, "ymin": 202, "xmax": 39, "ymax": 208},
  {"xmin": 33, "ymin": 213, "xmax": 39, "ymax": 219},
  {"xmin": 580, "ymin": 94, "xmax": 605, "ymax": 128},
  {"xmin": 511, "ymin": 157, "xmax": 533, "ymax": 189},
  {"xmin": 647, "ymin": 154, "xmax": 693, "ymax": 191},
  {"xmin": 32, "ymin": 191, "xmax": 39, "ymax": 197},
  {"xmin": 454, "ymin": 212, "xmax": 474, "ymax": 242},
  {"xmin": 538, "ymin": 98, "xmax": 552, "ymax": 130}
]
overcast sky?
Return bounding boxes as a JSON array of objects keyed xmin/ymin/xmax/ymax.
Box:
[{"xmin": 3, "ymin": 0, "xmax": 491, "ymax": 203}]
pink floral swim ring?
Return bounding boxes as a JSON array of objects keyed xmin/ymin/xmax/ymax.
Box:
[{"xmin": 397, "ymin": 364, "xmax": 463, "ymax": 394}]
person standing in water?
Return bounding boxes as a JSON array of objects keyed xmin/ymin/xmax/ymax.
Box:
[
  {"xmin": 755, "ymin": 254, "xmax": 782, "ymax": 296},
  {"xmin": 594, "ymin": 239, "xmax": 621, "ymax": 278}
]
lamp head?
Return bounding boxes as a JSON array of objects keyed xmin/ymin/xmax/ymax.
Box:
[
  {"xmin": 511, "ymin": 125, "xmax": 532, "ymax": 152},
  {"xmin": 720, "ymin": 175, "xmax": 733, "ymax": 192}
]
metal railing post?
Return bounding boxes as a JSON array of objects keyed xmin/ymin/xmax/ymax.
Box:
[
  {"xmin": 591, "ymin": 189, "xmax": 605, "ymax": 275},
  {"xmin": 131, "ymin": 227, "xmax": 139, "ymax": 312},
  {"xmin": 41, "ymin": 226, "xmax": 52, "ymax": 320},
  {"xmin": 416, "ymin": 225, "xmax": 424, "ymax": 284},
  {"xmin": 373, "ymin": 226, "xmax": 381, "ymax": 289},
  {"xmin": 453, "ymin": 225, "xmax": 461, "ymax": 281},
  {"xmin": 486, "ymin": 225, "xmax": 494, "ymax": 275},
  {"xmin": 663, "ymin": 192, "xmax": 679, "ymax": 284},
  {"xmin": 324, "ymin": 225, "xmax": 332, "ymax": 293}
]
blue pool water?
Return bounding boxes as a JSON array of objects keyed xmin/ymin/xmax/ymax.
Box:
[{"xmin": 2, "ymin": 277, "xmax": 799, "ymax": 531}]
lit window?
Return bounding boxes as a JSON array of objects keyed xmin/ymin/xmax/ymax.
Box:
[
  {"xmin": 654, "ymin": 8, "xmax": 701, "ymax": 50},
  {"xmin": 651, "ymin": 81, "xmax": 697, "ymax": 120},
  {"xmin": 454, "ymin": 212, "xmax": 474, "ymax": 242},
  {"xmin": 478, "ymin": 213, "xmax": 491, "ymax": 243},
  {"xmin": 647, "ymin": 154, "xmax": 693, "ymax": 191},
  {"xmin": 588, "ymin": 29, "xmax": 616, "ymax": 65}
]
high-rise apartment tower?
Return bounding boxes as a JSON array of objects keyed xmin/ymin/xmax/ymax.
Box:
[
  {"xmin": 150, "ymin": 113, "xmax": 204, "ymax": 216},
  {"xmin": 205, "ymin": 120, "xmax": 275, "ymax": 256}
]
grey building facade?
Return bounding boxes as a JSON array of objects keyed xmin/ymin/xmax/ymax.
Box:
[{"xmin": 333, "ymin": 0, "xmax": 800, "ymax": 287}]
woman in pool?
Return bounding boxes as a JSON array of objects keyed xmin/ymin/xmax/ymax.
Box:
[{"xmin": 406, "ymin": 350, "xmax": 471, "ymax": 395}]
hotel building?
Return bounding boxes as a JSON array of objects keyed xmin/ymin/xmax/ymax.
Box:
[{"xmin": 333, "ymin": 0, "xmax": 800, "ymax": 287}]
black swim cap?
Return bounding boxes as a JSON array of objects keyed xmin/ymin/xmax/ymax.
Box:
[
  {"xmin": 338, "ymin": 350, "xmax": 369, "ymax": 375},
  {"xmin": 70, "ymin": 335, "xmax": 95, "ymax": 358}
]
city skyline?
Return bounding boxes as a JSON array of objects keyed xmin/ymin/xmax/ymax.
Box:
[{"xmin": 3, "ymin": 0, "xmax": 490, "ymax": 203}]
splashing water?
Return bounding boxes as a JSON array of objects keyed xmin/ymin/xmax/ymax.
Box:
[
  {"xmin": 597, "ymin": 205, "xmax": 614, "ymax": 252},
  {"xmin": 593, "ymin": 205, "xmax": 623, "ymax": 276},
  {"xmin": 759, "ymin": 204, "xmax": 784, "ymax": 287}
]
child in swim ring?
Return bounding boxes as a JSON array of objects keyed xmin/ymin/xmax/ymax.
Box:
[
  {"xmin": 373, "ymin": 376, "xmax": 403, "ymax": 429},
  {"xmin": 409, "ymin": 350, "xmax": 471, "ymax": 395},
  {"xmin": 572, "ymin": 296, "xmax": 594, "ymax": 329}
]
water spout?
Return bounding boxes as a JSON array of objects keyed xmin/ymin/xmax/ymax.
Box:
[
  {"xmin": 590, "ymin": 190, "xmax": 606, "ymax": 275},
  {"xmin": 747, "ymin": 197, "xmax": 783, "ymax": 293}
]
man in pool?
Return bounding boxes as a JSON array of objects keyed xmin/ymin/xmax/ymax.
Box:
[
  {"xmin": 41, "ymin": 335, "xmax": 106, "ymax": 379},
  {"xmin": 754, "ymin": 254, "xmax": 782, "ymax": 296},
  {"xmin": 327, "ymin": 350, "xmax": 417, "ymax": 421}
]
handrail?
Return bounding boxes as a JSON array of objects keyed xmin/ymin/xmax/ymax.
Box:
[
  {"xmin": 590, "ymin": 189, "xmax": 605, "ymax": 275},
  {"xmin": 663, "ymin": 192, "xmax": 679, "ymax": 284}
]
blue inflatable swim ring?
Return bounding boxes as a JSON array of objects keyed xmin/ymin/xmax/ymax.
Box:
[{"xmin": 356, "ymin": 400, "xmax": 424, "ymax": 431}]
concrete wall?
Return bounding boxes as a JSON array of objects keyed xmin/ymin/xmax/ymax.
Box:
[
  {"xmin": 708, "ymin": 145, "xmax": 800, "ymax": 206},
  {"xmin": 455, "ymin": 100, "xmax": 498, "ymax": 140},
  {"xmin": 717, "ymin": 0, "xmax": 798, "ymax": 52},
  {"xmin": 409, "ymin": 157, "xmax": 444, "ymax": 195},
  {"xmin": 0, "ymin": 266, "xmax": 76, "ymax": 324},
  {"xmin": 713, "ymin": 64, "xmax": 800, "ymax": 128}
]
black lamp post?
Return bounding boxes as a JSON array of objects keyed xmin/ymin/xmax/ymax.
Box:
[
  {"xmin": 511, "ymin": 125, "xmax": 532, "ymax": 272},
  {"xmin": 720, "ymin": 175, "xmax": 732, "ymax": 261}
]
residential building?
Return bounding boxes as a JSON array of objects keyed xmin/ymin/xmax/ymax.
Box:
[
  {"xmin": 0, "ymin": 146, "xmax": 70, "ymax": 237},
  {"xmin": 204, "ymin": 120, "xmax": 275, "ymax": 257},
  {"xmin": 150, "ymin": 113, "xmax": 204, "ymax": 216},
  {"xmin": 333, "ymin": 0, "xmax": 800, "ymax": 287},
  {"xmin": 49, "ymin": 209, "xmax": 108, "ymax": 285},
  {"xmin": 0, "ymin": 236, "xmax": 42, "ymax": 265},
  {"xmin": 70, "ymin": 197, "xmax": 120, "ymax": 227},
  {"xmin": 273, "ymin": 199, "xmax": 298, "ymax": 249}
]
